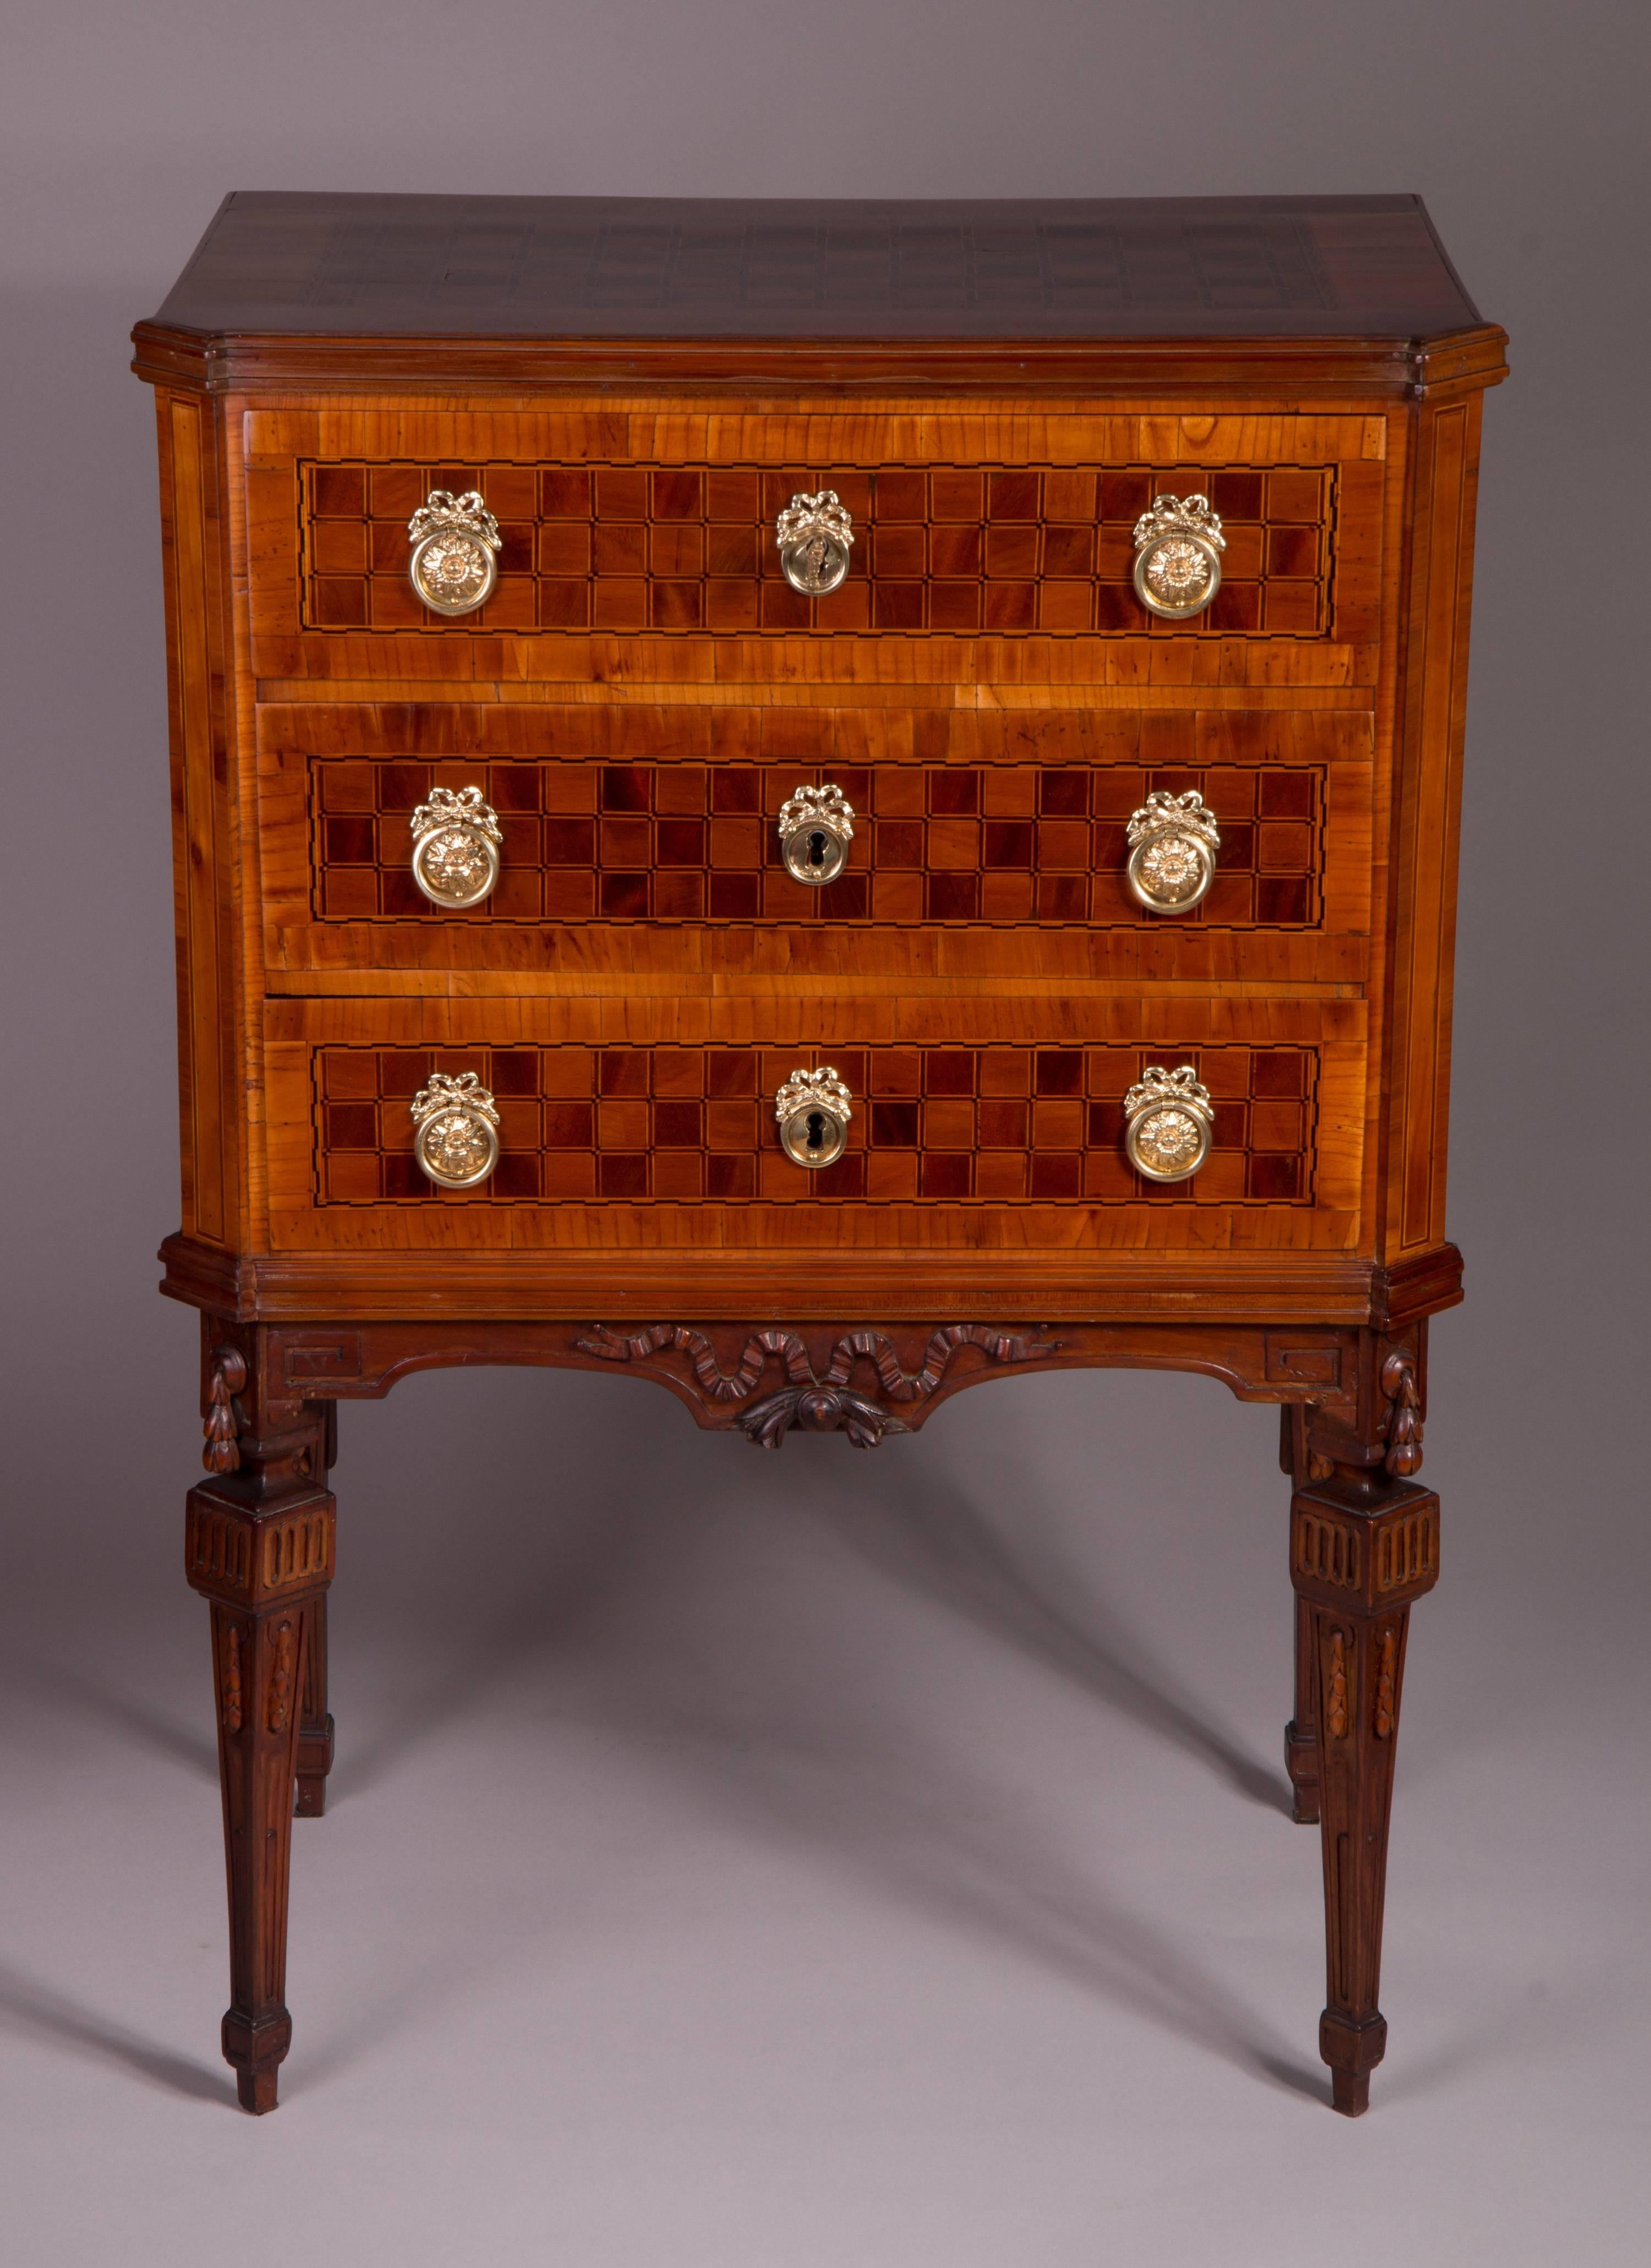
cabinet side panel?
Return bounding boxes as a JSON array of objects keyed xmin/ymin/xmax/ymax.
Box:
[
  {"xmin": 157, "ymin": 392, "xmax": 234, "ymax": 1243},
  {"xmin": 1385, "ymin": 394, "xmax": 1483, "ymax": 1256}
]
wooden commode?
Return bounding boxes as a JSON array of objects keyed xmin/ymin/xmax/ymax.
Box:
[{"xmin": 133, "ymin": 192, "xmax": 1506, "ymax": 2114}]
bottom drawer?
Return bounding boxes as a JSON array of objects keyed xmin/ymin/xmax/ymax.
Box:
[{"xmin": 264, "ymin": 994, "xmax": 1365, "ymax": 1254}]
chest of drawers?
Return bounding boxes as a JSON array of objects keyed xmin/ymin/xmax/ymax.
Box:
[{"xmin": 134, "ymin": 192, "xmax": 1505, "ymax": 2116}]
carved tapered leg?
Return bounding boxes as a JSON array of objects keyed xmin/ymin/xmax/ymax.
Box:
[
  {"xmin": 1290, "ymin": 1470, "xmax": 1439, "ymax": 2113},
  {"xmin": 188, "ymin": 1331, "xmax": 336, "ymax": 2112},
  {"xmin": 204, "ymin": 1595, "xmax": 310, "ymax": 2109}
]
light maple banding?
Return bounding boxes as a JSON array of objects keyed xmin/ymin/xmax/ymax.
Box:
[{"xmin": 133, "ymin": 191, "xmax": 1505, "ymax": 2117}]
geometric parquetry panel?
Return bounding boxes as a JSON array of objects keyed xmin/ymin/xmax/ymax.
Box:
[
  {"xmin": 311, "ymin": 760, "xmax": 1324, "ymax": 928},
  {"xmin": 301, "ymin": 461, "xmax": 1336, "ymax": 638},
  {"xmin": 313, "ymin": 1043, "xmax": 1319, "ymax": 1208}
]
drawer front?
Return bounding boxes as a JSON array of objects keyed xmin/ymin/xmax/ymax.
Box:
[
  {"xmin": 243, "ymin": 405, "xmax": 1386, "ymax": 685},
  {"xmin": 264, "ymin": 996, "xmax": 1366, "ymax": 1255},
  {"xmin": 259, "ymin": 703, "xmax": 1373, "ymax": 986}
]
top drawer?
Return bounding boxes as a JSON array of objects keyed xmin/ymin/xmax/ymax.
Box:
[{"xmin": 242, "ymin": 405, "xmax": 1387, "ymax": 686}]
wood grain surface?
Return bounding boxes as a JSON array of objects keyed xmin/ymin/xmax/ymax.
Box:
[
  {"xmin": 145, "ymin": 376, "xmax": 1494, "ymax": 1313},
  {"xmin": 145, "ymin": 193, "xmax": 1485, "ymax": 340},
  {"xmin": 137, "ymin": 193, "xmax": 1504, "ymax": 2115},
  {"xmin": 242, "ymin": 403, "xmax": 1386, "ymax": 683}
]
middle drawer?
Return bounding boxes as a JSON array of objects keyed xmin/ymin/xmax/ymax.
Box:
[{"xmin": 258, "ymin": 701, "xmax": 1373, "ymax": 986}]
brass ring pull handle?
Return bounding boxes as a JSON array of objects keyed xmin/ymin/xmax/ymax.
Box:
[
  {"xmin": 409, "ymin": 786, "xmax": 503, "ymax": 908},
  {"xmin": 775, "ymin": 491, "xmax": 854, "ymax": 595},
  {"xmin": 1131, "ymin": 494, "xmax": 1225, "ymax": 619},
  {"xmin": 411, "ymin": 1071, "xmax": 500, "ymax": 1188},
  {"xmin": 778, "ymin": 784, "xmax": 856, "ymax": 885},
  {"xmin": 775, "ymin": 1067, "xmax": 852, "ymax": 1169},
  {"xmin": 1123, "ymin": 1065, "xmax": 1214, "ymax": 1182},
  {"xmin": 407, "ymin": 489, "xmax": 500, "ymax": 616},
  {"xmin": 1125, "ymin": 790, "xmax": 1220, "ymax": 914}
]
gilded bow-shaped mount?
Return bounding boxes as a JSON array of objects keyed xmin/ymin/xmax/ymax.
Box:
[
  {"xmin": 411, "ymin": 1069, "xmax": 499, "ymax": 1130},
  {"xmin": 774, "ymin": 1067, "xmax": 852, "ymax": 1130},
  {"xmin": 777, "ymin": 783, "xmax": 856, "ymax": 847},
  {"xmin": 1122, "ymin": 1063, "xmax": 1214, "ymax": 1123},
  {"xmin": 410, "ymin": 784, "xmax": 503, "ymax": 846},
  {"xmin": 1130, "ymin": 494, "xmax": 1226, "ymax": 553},
  {"xmin": 1125, "ymin": 789, "xmax": 1220, "ymax": 852},
  {"xmin": 407, "ymin": 490, "xmax": 500, "ymax": 549}
]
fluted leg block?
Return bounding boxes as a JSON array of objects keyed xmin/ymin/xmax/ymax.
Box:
[{"xmin": 1290, "ymin": 1473, "xmax": 1439, "ymax": 2114}]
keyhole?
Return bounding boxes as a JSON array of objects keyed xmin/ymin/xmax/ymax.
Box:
[
  {"xmin": 808, "ymin": 829, "xmax": 828, "ymax": 869},
  {"xmin": 806, "ymin": 1111, "xmax": 827, "ymax": 1152}
]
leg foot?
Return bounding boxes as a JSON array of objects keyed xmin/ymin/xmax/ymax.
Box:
[
  {"xmin": 1320, "ymin": 2008, "xmax": 1387, "ymax": 2117},
  {"xmin": 224, "ymin": 2005, "xmax": 292, "ymax": 2113},
  {"xmin": 1331, "ymin": 2069, "xmax": 1370, "ymax": 2118}
]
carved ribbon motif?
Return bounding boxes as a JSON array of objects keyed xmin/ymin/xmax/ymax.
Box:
[
  {"xmin": 739, "ymin": 1386, "xmax": 903, "ymax": 1450},
  {"xmin": 1380, "ymin": 1351, "xmax": 1424, "ymax": 1478},
  {"xmin": 578, "ymin": 1322, "xmax": 1048, "ymax": 1402},
  {"xmin": 204, "ymin": 1347, "xmax": 248, "ymax": 1476},
  {"xmin": 576, "ymin": 1323, "xmax": 1054, "ymax": 1448}
]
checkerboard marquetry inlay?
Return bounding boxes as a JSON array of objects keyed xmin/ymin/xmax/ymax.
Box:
[
  {"xmin": 311, "ymin": 760, "xmax": 1322, "ymax": 928},
  {"xmin": 314, "ymin": 1043, "xmax": 1320, "ymax": 1208},
  {"xmin": 300, "ymin": 460, "xmax": 1336, "ymax": 638}
]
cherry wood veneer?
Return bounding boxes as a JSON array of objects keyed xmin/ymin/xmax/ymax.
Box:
[{"xmin": 135, "ymin": 193, "xmax": 1504, "ymax": 2118}]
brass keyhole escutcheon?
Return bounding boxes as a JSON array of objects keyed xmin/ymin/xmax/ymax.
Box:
[
  {"xmin": 775, "ymin": 490, "xmax": 855, "ymax": 595},
  {"xmin": 774, "ymin": 1067, "xmax": 852, "ymax": 1169},
  {"xmin": 778, "ymin": 784, "xmax": 855, "ymax": 887},
  {"xmin": 779, "ymin": 1101, "xmax": 848, "ymax": 1169}
]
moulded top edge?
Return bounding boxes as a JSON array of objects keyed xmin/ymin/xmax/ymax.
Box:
[{"xmin": 129, "ymin": 321, "xmax": 1510, "ymax": 400}]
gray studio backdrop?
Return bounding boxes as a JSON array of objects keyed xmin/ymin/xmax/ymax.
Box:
[{"xmin": 2, "ymin": 6, "xmax": 1646, "ymax": 2265}]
